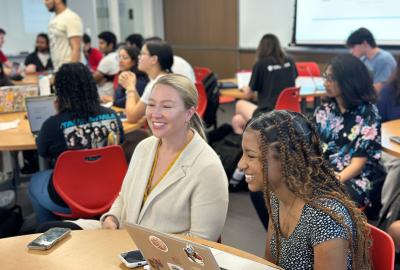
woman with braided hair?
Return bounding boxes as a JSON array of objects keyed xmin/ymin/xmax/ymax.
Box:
[{"xmin": 238, "ymin": 110, "xmax": 371, "ymax": 269}]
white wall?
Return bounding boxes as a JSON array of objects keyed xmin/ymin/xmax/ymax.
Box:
[{"xmin": 239, "ymin": 0, "xmax": 295, "ymax": 49}]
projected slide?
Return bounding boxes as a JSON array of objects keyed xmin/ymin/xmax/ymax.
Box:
[{"xmin": 296, "ymin": 0, "xmax": 400, "ymax": 45}]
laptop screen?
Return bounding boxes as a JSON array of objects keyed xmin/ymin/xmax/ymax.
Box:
[{"xmin": 25, "ymin": 95, "xmax": 57, "ymax": 134}]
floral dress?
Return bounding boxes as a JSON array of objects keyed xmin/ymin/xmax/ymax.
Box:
[{"xmin": 314, "ymin": 100, "xmax": 382, "ymax": 207}]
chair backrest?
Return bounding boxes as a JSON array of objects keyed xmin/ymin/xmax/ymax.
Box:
[
  {"xmin": 368, "ymin": 224, "xmax": 395, "ymax": 270},
  {"xmin": 195, "ymin": 81, "xmax": 208, "ymax": 117},
  {"xmin": 295, "ymin": 62, "xmax": 321, "ymax": 77},
  {"xmin": 194, "ymin": 66, "xmax": 212, "ymax": 82},
  {"xmin": 113, "ymin": 74, "xmax": 119, "ymax": 90},
  {"xmin": 274, "ymin": 87, "xmax": 301, "ymax": 112},
  {"xmin": 53, "ymin": 145, "xmax": 128, "ymax": 218}
]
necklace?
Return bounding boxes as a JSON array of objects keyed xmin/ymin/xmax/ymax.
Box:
[{"xmin": 279, "ymin": 196, "xmax": 297, "ymax": 237}]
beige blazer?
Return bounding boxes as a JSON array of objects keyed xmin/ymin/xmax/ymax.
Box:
[{"xmin": 75, "ymin": 131, "xmax": 229, "ymax": 241}]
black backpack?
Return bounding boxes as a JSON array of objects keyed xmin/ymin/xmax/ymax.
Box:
[{"xmin": 202, "ymin": 72, "xmax": 220, "ymax": 129}]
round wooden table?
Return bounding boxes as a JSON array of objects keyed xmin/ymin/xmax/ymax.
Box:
[
  {"xmin": 381, "ymin": 119, "xmax": 400, "ymax": 157},
  {"xmin": 0, "ymin": 230, "xmax": 279, "ymax": 270}
]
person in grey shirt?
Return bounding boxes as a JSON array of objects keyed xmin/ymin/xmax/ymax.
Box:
[{"xmin": 347, "ymin": 27, "xmax": 396, "ymax": 92}]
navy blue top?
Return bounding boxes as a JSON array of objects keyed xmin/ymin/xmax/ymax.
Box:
[
  {"xmin": 113, "ymin": 73, "xmax": 149, "ymax": 108},
  {"xmin": 377, "ymin": 83, "xmax": 400, "ymax": 122}
]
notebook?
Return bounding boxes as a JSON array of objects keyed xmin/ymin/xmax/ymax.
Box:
[
  {"xmin": 125, "ymin": 222, "xmax": 277, "ymax": 270},
  {"xmin": 25, "ymin": 95, "xmax": 57, "ymax": 135}
]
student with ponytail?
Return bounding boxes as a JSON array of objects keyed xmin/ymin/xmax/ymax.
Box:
[{"xmin": 69, "ymin": 74, "xmax": 229, "ymax": 241}]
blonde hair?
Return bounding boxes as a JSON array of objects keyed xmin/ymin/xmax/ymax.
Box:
[{"xmin": 153, "ymin": 74, "xmax": 206, "ymax": 140}]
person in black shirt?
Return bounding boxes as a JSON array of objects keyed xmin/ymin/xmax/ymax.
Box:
[
  {"xmin": 231, "ymin": 34, "xmax": 298, "ymax": 134},
  {"xmin": 24, "ymin": 33, "xmax": 53, "ymax": 74},
  {"xmin": 28, "ymin": 63, "xmax": 124, "ymax": 223}
]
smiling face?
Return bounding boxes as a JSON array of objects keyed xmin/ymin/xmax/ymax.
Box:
[
  {"xmin": 146, "ymin": 83, "xmax": 194, "ymax": 140},
  {"xmin": 238, "ymin": 128, "xmax": 283, "ymax": 192},
  {"xmin": 118, "ymin": 49, "xmax": 134, "ymax": 71}
]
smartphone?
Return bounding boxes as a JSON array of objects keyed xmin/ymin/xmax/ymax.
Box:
[
  {"xmin": 390, "ymin": 136, "xmax": 400, "ymax": 144},
  {"xmin": 119, "ymin": 250, "xmax": 147, "ymax": 268},
  {"xmin": 27, "ymin": 227, "xmax": 71, "ymax": 250}
]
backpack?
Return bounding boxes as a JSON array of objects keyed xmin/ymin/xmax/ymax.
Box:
[
  {"xmin": 0, "ymin": 205, "xmax": 23, "ymax": 238},
  {"xmin": 202, "ymin": 72, "xmax": 220, "ymax": 129}
]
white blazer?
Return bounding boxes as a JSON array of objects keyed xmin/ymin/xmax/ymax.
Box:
[{"xmin": 75, "ymin": 131, "xmax": 229, "ymax": 241}]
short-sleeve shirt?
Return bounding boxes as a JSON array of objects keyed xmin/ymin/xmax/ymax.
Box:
[
  {"xmin": 361, "ymin": 49, "xmax": 396, "ymax": 84},
  {"xmin": 377, "ymin": 83, "xmax": 400, "ymax": 122},
  {"xmin": 48, "ymin": 8, "xmax": 83, "ymax": 71},
  {"xmin": 314, "ymin": 100, "xmax": 382, "ymax": 205},
  {"xmin": 96, "ymin": 51, "xmax": 119, "ymax": 96},
  {"xmin": 86, "ymin": 47, "xmax": 103, "ymax": 72},
  {"xmin": 249, "ymin": 56, "xmax": 297, "ymax": 112},
  {"xmin": 270, "ymin": 193, "xmax": 353, "ymax": 269},
  {"xmin": 0, "ymin": 50, "xmax": 8, "ymax": 64},
  {"xmin": 140, "ymin": 74, "xmax": 165, "ymax": 104},
  {"xmin": 172, "ymin": 55, "xmax": 195, "ymax": 83},
  {"xmin": 24, "ymin": 52, "xmax": 53, "ymax": 72}
]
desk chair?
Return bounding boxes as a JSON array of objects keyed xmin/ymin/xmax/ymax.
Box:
[
  {"xmin": 274, "ymin": 87, "xmax": 301, "ymax": 112},
  {"xmin": 195, "ymin": 82, "xmax": 208, "ymax": 118},
  {"xmin": 368, "ymin": 223, "xmax": 395, "ymax": 270},
  {"xmin": 52, "ymin": 145, "xmax": 127, "ymax": 219},
  {"xmin": 194, "ymin": 66, "xmax": 212, "ymax": 82}
]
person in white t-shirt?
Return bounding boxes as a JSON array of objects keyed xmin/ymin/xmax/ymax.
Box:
[
  {"xmin": 172, "ymin": 55, "xmax": 195, "ymax": 83},
  {"xmin": 93, "ymin": 31, "xmax": 119, "ymax": 98},
  {"xmin": 44, "ymin": 0, "xmax": 82, "ymax": 71},
  {"xmin": 121, "ymin": 40, "xmax": 173, "ymax": 123}
]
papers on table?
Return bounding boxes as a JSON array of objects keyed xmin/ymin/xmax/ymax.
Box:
[
  {"xmin": 296, "ymin": 76, "xmax": 325, "ymax": 95},
  {"xmin": 236, "ymin": 71, "xmax": 252, "ymax": 89},
  {"xmin": 101, "ymin": 101, "xmax": 113, "ymax": 108},
  {"xmin": 0, "ymin": 119, "xmax": 20, "ymax": 131},
  {"xmin": 210, "ymin": 247, "xmax": 277, "ymax": 270}
]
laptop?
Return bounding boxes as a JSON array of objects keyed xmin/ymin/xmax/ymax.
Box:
[
  {"xmin": 125, "ymin": 222, "xmax": 277, "ymax": 270},
  {"xmin": 25, "ymin": 95, "xmax": 57, "ymax": 136}
]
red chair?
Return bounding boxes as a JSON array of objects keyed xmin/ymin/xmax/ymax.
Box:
[
  {"xmin": 195, "ymin": 82, "xmax": 208, "ymax": 118},
  {"xmin": 113, "ymin": 74, "xmax": 119, "ymax": 90},
  {"xmin": 295, "ymin": 62, "xmax": 321, "ymax": 77},
  {"xmin": 52, "ymin": 145, "xmax": 128, "ymax": 219},
  {"xmin": 194, "ymin": 66, "xmax": 212, "ymax": 82},
  {"xmin": 368, "ymin": 224, "xmax": 395, "ymax": 270},
  {"xmin": 274, "ymin": 87, "xmax": 301, "ymax": 112}
]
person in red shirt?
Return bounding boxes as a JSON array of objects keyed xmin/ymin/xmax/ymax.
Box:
[
  {"xmin": 83, "ymin": 33, "xmax": 103, "ymax": 72},
  {"xmin": 0, "ymin": 28, "xmax": 12, "ymax": 69}
]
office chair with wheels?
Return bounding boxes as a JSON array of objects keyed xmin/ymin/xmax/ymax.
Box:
[
  {"xmin": 274, "ymin": 87, "xmax": 301, "ymax": 112},
  {"xmin": 368, "ymin": 223, "xmax": 395, "ymax": 270},
  {"xmin": 52, "ymin": 145, "xmax": 127, "ymax": 219}
]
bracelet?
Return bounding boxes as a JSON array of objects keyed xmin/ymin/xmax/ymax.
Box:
[{"xmin": 126, "ymin": 89, "xmax": 136, "ymax": 95}]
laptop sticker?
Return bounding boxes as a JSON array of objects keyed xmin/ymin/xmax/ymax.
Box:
[{"xmin": 149, "ymin": 235, "xmax": 169, "ymax": 252}]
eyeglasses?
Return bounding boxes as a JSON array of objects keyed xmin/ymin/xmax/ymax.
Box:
[{"xmin": 322, "ymin": 73, "xmax": 335, "ymax": 82}]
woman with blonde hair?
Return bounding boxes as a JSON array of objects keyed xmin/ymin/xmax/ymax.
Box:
[
  {"xmin": 56, "ymin": 74, "xmax": 229, "ymax": 241},
  {"xmin": 239, "ymin": 110, "xmax": 371, "ymax": 269}
]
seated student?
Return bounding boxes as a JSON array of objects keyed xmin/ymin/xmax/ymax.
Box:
[
  {"xmin": 347, "ymin": 27, "xmax": 396, "ymax": 92},
  {"xmin": 231, "ymin": 33, "xmax": 297, "ymax": 134},
  {"xmin": 314, "ymin": 55, "xmax": 383, "ymax": 210},
  {"xmin": 82, "ymin": 33, "xmax": 103, "ymax": 72},
  {"xmin": 102, "ymin": 46, "xmax": 148, "ymax": 107},
  {"xmin": 24, "ymin": 33, "xmax": 53, "ymax": 74},
  {"xmin": 377, "ymin": 57, "xmax": 400, "ymax": 217},
  {"xmin": 28, "ymin": 63, "xmax": 124, "ymax": 223},
  {"xmin": 125, "ymin": 33, "xmax": 144, "ymax": 49},
  {"xmin": 0, "ymin": 62, "xmax": 12, "ymax": 86},
  {"xmin": 93, "ymin": 31, "xmax": 119, "ymax": 99},
  {"xmin": 56, "ymin": 74, "xmax": 229, "ymax": 241},
  {"xmin": 122, "ymin": 40, "xmax": 173, "ymax": 123},
  {"xmin": 239, "ymin": 110, "xmax": 371, "ymax": 269}
]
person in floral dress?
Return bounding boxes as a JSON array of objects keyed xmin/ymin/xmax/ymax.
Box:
[{"xmin": 314, "ymin": 54, "xmax": 383, "ymax": 209}]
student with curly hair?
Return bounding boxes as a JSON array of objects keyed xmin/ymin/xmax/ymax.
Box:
[
  {"xmin": 238, "ymin": 110, "xmax": 371, "ymax": 269},
  {"xmin": 28, "ymin": 63, "xmax": 124, "ymax": 223}
]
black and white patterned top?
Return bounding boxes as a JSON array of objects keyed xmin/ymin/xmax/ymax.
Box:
[{"xmin": 269, "ymin": 193, "xmax": 354, "ymax": 269}]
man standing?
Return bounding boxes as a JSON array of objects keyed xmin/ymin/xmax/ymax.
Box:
[
  {"xmin": 347, "ymin": 27, "xmax": 396, "ymax": 92},
  {"xmin": 44, "ymin": 0, "xmax": 83, "ymax": 71},
  {"xmin": 93, "ymin": 31, "xmax": 119, "ymax": 98}
]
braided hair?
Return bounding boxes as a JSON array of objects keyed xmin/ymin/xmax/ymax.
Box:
[
  {"xmin": 245, "ymin": 110, "xmax": 371, "ymax": 269},
  {"xmin": 54, "ymin": 63, "xmax": 100, "ymax": 120}
]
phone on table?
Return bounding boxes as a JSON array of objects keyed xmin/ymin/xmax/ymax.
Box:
[
  {"xmin": 27, "ymin": 227, "xmax": 71, "ymax": 250},
  {"xmin": 390, "ymin": 136, "xmax": 400, "ymax": 144},
  {"xmin": 119, "ymin": 250, "xmax": 147, "ymax": 268}
]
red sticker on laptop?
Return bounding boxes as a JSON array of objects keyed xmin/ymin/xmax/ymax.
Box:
[{"xmin": 149, "ymin": 235, "xmax": 169, "ymax": 252}]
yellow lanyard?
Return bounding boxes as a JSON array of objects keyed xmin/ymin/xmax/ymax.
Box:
[{"xmin": 142, "ymin": 136, "xmax": 193, "ymax": 203}]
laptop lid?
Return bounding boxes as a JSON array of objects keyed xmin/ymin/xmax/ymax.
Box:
[
  {"xmin": 25, "ymin": 95, "xmax": 57, "ymax": 135},
  {"xmin": 125, "ymin": 222, "xmax": 222, "ymax": 270}
]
